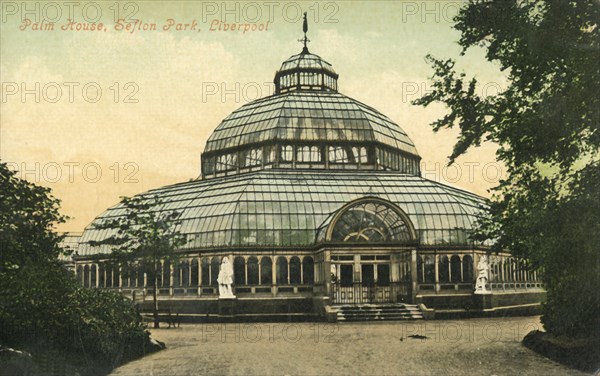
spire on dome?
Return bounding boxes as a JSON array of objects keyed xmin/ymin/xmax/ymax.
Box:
[{"xmin": 299, "ymin": 12, "xmax": 310, "ymax": 54}]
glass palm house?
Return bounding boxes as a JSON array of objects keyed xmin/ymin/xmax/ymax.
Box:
[{"xmin": 71, "ymin": 24, "xmax": 544, "ymax": 320}]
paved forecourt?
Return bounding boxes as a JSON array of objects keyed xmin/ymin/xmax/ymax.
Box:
[{"xmin": 111, "ymin": 316, "xmax": 587, "ymax": 376}]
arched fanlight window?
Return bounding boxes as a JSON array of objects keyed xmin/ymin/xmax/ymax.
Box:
[{"xmin": 321, "ymin": 198, "xmax": 415, "ymax": 243}]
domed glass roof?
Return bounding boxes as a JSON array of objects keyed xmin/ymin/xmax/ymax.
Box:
[
  {"xmin": 201, "ymin": 45, "xmax": 421, "ymax": 179},
  {"xmin": 279, "ymin": 52, "xmax": 336, "ymax": 76},
  {"xmin": 203, "ymin": 91, "xmax": 418, "ymax": 155},
  {"xmin": 75, "ymin": 23, "xmax": 490, "ymax": 259},
  {"xmin": 77, "ymin": 170, "xmax": 486, "ymax": 256}
]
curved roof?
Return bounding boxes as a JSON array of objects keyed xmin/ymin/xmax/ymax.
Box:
[
  {"xmin": 278, "ymin": 52, "xmax": 337, "ymax": 76},
  {"xmin": 77, "ymin": 170, "xmax": 487, "ymax": 256},
  {"xmin": 203, "ymin": 91, "xmax": 419, "ymax": 157}
]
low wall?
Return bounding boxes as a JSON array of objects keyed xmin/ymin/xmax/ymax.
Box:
[
  {"xmin": 416, "ymin": 290, "xmax": 546, "ymax": 318},
  {"xmin": 138, "ymin": 296, "xmax": 318, "ymax": 323}
]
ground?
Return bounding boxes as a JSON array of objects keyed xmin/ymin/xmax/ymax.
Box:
[{"xmin": 111, "ymin": 316, "xmax": 590, "ymax": 375}]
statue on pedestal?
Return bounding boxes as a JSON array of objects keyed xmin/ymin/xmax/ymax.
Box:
[
  {"xmin": 217, "ymin": 256, "xmax": 235, "ymax": 298},
  {"xmin": 474, "ymin": 255, "xmax": 490, "ymax": 294}
]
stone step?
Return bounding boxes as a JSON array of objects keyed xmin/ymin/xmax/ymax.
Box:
[{"xmin": 334, "ymin": 303, "xmax": 424, "ymax": 322}]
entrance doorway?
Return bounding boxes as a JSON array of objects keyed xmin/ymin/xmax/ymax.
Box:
[{"xmin": 331, "ymin": 258, "xmax": 397, "ymax": 304}]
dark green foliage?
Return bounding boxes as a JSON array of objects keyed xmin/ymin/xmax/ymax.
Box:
[
  {"xmin": 414, "ymin": 0, "xmax": 599, "ymax": 338},
  {"xmin": 0, "ymin": 162, "xmax": 156, "ymax": 374}
]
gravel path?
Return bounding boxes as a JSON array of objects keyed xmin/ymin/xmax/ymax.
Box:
[{"xmin": 111, "ymin": 316, "xmax": 589, "ymax": 375}]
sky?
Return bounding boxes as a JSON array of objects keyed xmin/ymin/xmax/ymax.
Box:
[{"xmin": 0, "ymin": 1, "xmax": 509, "ymax": 233}]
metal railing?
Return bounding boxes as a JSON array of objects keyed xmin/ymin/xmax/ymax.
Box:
[{"xmin": 331, "ymin": 281, "xmax": 412, "ymax": 304}]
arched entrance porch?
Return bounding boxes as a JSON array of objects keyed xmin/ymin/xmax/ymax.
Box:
[{"xmin": 316, "ymin": 197, "xmax": 418, "ymax": 304}]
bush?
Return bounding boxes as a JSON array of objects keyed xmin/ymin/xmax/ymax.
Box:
[{"xmin": 0, "ymin": 260, "xmax": 157, "ymax": 374}]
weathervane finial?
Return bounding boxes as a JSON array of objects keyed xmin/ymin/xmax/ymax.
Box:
[{"xmin": 300, "ymin": 12, "xmax": 310, "ymax": 53}]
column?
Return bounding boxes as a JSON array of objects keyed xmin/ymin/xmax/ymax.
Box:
[
  {"xmin": 258, "ymin": 257, "xmax": 262, "ymax": 285},
  {"xmin": 271, "ymin": 256, "xmax": 277, "ymax": 296},
  {"xmin": 198, "ymin": 257, "xmax": 202, "ymax": 296},
  {"xmin": 323, "ymin": 250, "xmax": 331, "ymax": 296},
  {"xmin": 434, "ymin": 254, "xmax": 440, "ymax": 293},
  {"xmin": 410, "ymin": 249, "xmax": 418, "ymax": 303}
]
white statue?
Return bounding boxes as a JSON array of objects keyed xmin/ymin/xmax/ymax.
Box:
[
  {"xmin": 217, "ymin": 256, "xmax": 235, "ymax": 298},
  {"xmin": 474, "ymin": 255, "xmax": 490, "ymax": 294}
]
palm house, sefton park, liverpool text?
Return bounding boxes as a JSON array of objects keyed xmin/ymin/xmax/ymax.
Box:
[{"xmin": 68, "ymin": 19, "xmax": 545, "ymax": 321}]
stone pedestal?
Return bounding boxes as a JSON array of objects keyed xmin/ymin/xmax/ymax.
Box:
[
  {"xmin": 218, "ymin": 297, "xmax": 237, "ymax": 317},
  {"xmin": 472, "ymin": 293, "xmax": 492, "ymax": 310}
]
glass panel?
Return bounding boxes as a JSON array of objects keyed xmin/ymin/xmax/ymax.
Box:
[
  {"xmin": 361, "ymin": 264, "xmax": 375, "ymax": 287},
  {"xmin": 463, "ymin": 255, "xmax": 473, "ymax": 282},
  {"xmin": 424, "ymin": 255, "xmax": 435, "ymax": 283},
  {"xmin": 247, "ymin": 257, "xmax": 259, "ymax": 285},
  {"xmin": 290, "ymin": 257, "xmax": 301, "ymax": 284},
  {"xmin": 438, "ymin": 256, "xmax": 449, "ymax": 283},
  {"xmin": 302, "ymin": 256, "xmax": 314, "ymax": 285},
  {"xmin": 211, "ymin": 256, "xmax": 221, "ymax": 286},
  {"xmin": 234, "ymin": 256, "xmax": 245, "ymax": 285},
  {"xmin": 340, "ymin": 264, "xmax": 353, "ymax": 287},
  {"xmin": 191, "ymin": 259, "xmax": 199, "ymax": 286},
  {"xmin": 201, "ymin": 257, "xmax": 210, "ymax": 286},
  {"xmin": 377, "ymin": 264, "xmax": 390, "ymax": 286},
  {"xmin": 260, "ymin": 257, "xmax": 272, "ymax": 285},
  {"xmin": 276, "ymin": 256, "xmax": 288, "ymax": 285},
  {"xmin": 450, "ymin": 255, "xmax": 461, "ymax": 283}
]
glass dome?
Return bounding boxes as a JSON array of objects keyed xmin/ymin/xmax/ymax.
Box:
[{"xmin": 201, "ymin": 49, "xmax": 421, "ymax": 179}]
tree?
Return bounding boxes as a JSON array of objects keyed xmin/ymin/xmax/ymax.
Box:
[
  {"xmin": 89, "ymin": 195, "xmax": 188, "ymax": 328},
  {"xmin": 0, "ymin": 162, "xmax": 67, "ymax": 269},
  {"xmin": 0, "ymin": 161, "xmax": 68, "ymax": 345},
  {"xmin": 0, "ymin": 162, "xmax": 157, "ymax": 373},
  {"xmin": 414, "ymin": 0, "xmax": 599, "ymax": 338}
]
